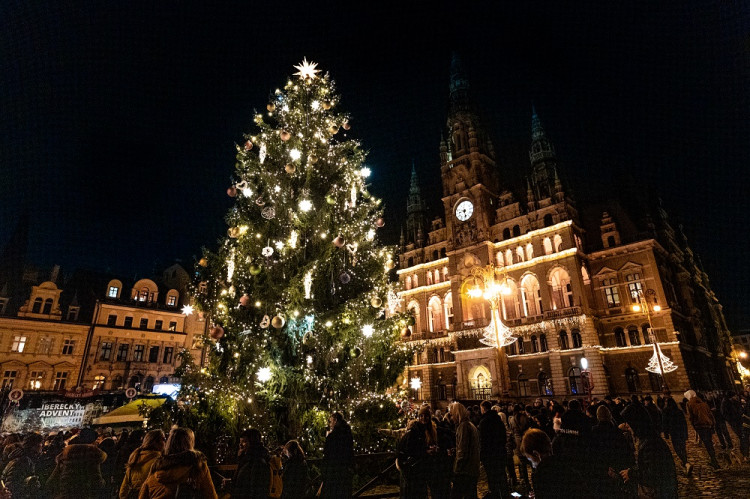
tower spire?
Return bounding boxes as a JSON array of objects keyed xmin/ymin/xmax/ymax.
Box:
[
  {"xmin": 406, "ymin": 160, "xmax": 426, "ymax": 246},
  {"xmin": 529, "ymin": 103, "xmax": 556, "ymax": 165},
  {"xmin": 449, "ymin": 51, "xmax": 470, "ymax": 115}
]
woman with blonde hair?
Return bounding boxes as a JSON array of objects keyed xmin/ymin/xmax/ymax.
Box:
[
  {"xmin": 119, "ymin": 430, "xmax": 165, "ymax": 499},
  {"xmin": 138, "ymin": 428, "xmax": 217, "ymax": 499}
]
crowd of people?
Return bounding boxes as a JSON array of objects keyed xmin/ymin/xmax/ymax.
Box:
[
  {"xmin": 393, "ymin": 390, "xmax": 750, "ymax": 498},
  {"xmin": 0, "ymin": 390, "xmax": 748, "ymax": 498}
]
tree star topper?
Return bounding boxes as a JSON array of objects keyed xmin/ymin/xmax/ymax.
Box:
[{"xmin": 293, "ymin": 58, "xmax": 320, "ymax": 80}]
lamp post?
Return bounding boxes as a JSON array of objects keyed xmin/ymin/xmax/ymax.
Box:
[
  {"xmin": 580, "ymin": 356, "xmax": 593, "ymax": 405},
  {"xmin": 467, "ymin": 264, "xmax": 517, "ymax": 397},
  {"xmin": 632, "ymin": 289, "xmax": 676, "ymax": 393}
]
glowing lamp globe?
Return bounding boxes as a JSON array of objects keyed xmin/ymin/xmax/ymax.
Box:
[{"xmin": 580, "ymin": 357, "xmax": 588, "ymax": 370}]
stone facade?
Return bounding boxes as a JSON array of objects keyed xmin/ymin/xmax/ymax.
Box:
[{"xmin": 392, "ymin": 55, "xmax": 735, "ymax": 408}]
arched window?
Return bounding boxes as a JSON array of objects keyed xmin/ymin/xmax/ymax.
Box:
[
  {"xmin": 520, "ymin": 275, "xmax": 541, "ymax": 317},
  {"xmin": 505, "ymin": 249, "xmax": 513, "ymax": 265},
  {"xmin": 93, "ymin": 375, "xmax": 106, "ymax": 390},
  {"xmin": 553, "ymin": 234, "xmax": 563, "ymax": 252},
  {"xmin": 138, "ymin": 287, "xmax": 150, "ymax": 302},
  {"xmin": 32, "ymin": 297, "xmax": 42, "ymax": 313},
  {"xmin": 571, "ymin": 329, "xmax": 582, "ymax": 348},
  {"xmin": 443, "ymin": 292, "xmax": 454, "ymax": 328},
  {"xmin": 531, "ymin": 335, "xmax": 539, "ymax": 353},
  {"xmin": 442, "ymin": 266, "xmax": 448, "ymax": 280},
  {"xmin": 526, "ymin": 243, "xmax": 534, "ymax": 260},
  {"xmin": 516, "ymin": 246, "xmax": 525, "ymax": 263},
  {"xmin": 568, "ymin": 367, "xmax": 582, "ymax": 395},
  {"xmin": 432, "ymin": 250, "xmax": 439, "ymax": 260},
  {"xmin": 405, "ymin": 276, "xmax": 412, "ymax": 290},
  {"xmin": 614, "ymin": 327, "xmax": 627, "ymax": 347},
  {"xmin": 518, "ymin": 374, "xmax": 530, "ymax": 397},
  {"xmin": 538, "ymin": 371, "xmax": 553, "ymax": 395},
  {"xmin": 628, "ymin": 326, "xmax": 641, "ymax": 346},
  {"xmin": 607, "ymin": 235, "xmax": 616, "ymax": 247},
  {"xmin": 434, "ymin": 269, "xmax": 440, "ymax": 284},
  {"xmin": 441, "ymin": 248, "xmax": 447, "ymax": 257},
  {"xmin": 648, "ymin": 372, "xmax": 663, "ymax": 392},
  {"xmin": 408, "ymin": 300, "xmax": 421, "ymax": 334},
  {"xmin": 427, "ymin": 296, "xmax": 443, "ymax": 332},
  {"xmin": 413, "ymin": 274, "xmax": 418, "ymax": 287},
  {"xmin": 543, "ymin": 214, "xmax": 554, "ymax": 227},
  {"xmin": 641, "ymin": 324, "xmax": 651, "ymax": 344},
  {"xmin": 625, "ymin": 368, "xmax": 640, "ymax": 393},
  {"xmin": 128, "ymin": 375, "xmax": 141, "ymax": 389},
  {"xmin": 500, "ymin": 279, "xmax": 519, "ymax": 320},
  {"xmin": 549, "ymin": 268, "xmax": 573, "ymax": 309},
  {"xmin": 559, "ymin": 330, "xmax": 569, "ymax": 350},
  {"xmin": 517, "ymin": 339, "xmax": 525, "ymax": 354},
  {"xmin": 42, "ymin": 298, "xmax": 53, "ymax": 314},
  {"xmin": 513, "ymin": 225, "xmax": 521, "ymax": 237},
  {"xmin": 144, "ymin": 376, "xmax": 155, "ymax": 392},
  {"xmin": 539, "ymin": 334, "xmax": 548, "ymax": 352},
  {"xmin": 426, "ymin": 272, "xmax": 433, "ymax": 286},
  {"xmin": 496, "ymin": 252, "xmax": 505, "ymax": 267},
  {"xmin": 543, "ymin": 237, "xmax": 553, "ymax": 255},
  {"xmin": 502, "ymin": 228, "xmax": 511, "ymax": 240}
]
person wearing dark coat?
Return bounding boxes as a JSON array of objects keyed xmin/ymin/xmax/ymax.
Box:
[
  {"xmin": 430, "ymin": 415, "xmax": 455, "ymax": 499},
  {"xmin": 232, "ymin": 428, "xmax": 270, "ymax": 499},
  {"xmin": 588, "ymin": 406, "xmax": 633, "ymax": 498},
  {"xmin": 1, "ymin": 433, "xmax": 43, "ymax": 499},
  {"xmin": 46, "ymin": 428, "xmax": 107, "ymax": 499},
  {"xmin": 321, "ymin": 412, "xmax": 354, "ymax": 499},
  {"xmin": 521, "ymin": 429, "xmax": 589, "ymax": 499},
  {"xmin": 281, "ymin": 440, "xmax": 308, "ymax": 499},
  {"xmin": 662, "ymin": 397, "xmax": 691, "ymax": 474},
  {"xmin": 477, "ymin": 401, "xmax": 508, "ymax": 499},
  {"xmin": 619, "ymin": 403, "xmax": 678, "ymax": 499},
  {"xmin": 397, "ymin": 406, "xmax": 435, "ymax": 499},
  {"xmin": 551, "ymin": 399, "xmax": 591, "ymax": 479},
  {"xmin": 722, "ymin": 393, "xmax": 749, "ymax": 457}
]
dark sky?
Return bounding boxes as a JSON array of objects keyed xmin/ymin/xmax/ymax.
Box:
[{"xmin": 1, "ymin": 1, "xmax": 748, "ymax": 328}]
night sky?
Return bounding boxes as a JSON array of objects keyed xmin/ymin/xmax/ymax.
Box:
[{"xmin": 1, "ymin": 2, "xmax": 748, "ymax": 328}]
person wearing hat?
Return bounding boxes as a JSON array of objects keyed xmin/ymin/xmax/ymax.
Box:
[
  {"xmin": 46, "ymin": 428, "xmax": 107, "ymax": 499},
  {"xmin": 618, "ymin": 403, "xmax": 677, "ymax": 498},
  {"xmin": 589, "ymin": 405, "xmax": 633, "ymax": 497}
]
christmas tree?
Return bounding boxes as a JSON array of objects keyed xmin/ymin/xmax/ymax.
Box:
[{"xmin": 184, "ymin": 59, "xmax": 412, "ymax": 446}]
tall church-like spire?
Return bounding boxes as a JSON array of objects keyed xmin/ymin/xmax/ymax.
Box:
[
  {"xmin": 449, "ymin": 52, "xmax": 471, "ymax": 115},
  {"xmin": 406, "ymin": 161, "xmax": 427, "ymax": 246},
  {"xmin": 530, "ymin": 103, "xmax": 556, "ymax": 166}
]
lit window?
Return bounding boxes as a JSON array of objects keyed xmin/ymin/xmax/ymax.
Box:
[
  {"xmin": 602, "ymin": 278, "xmax": 621, "ymax": 307},
  {"xmin": 568, "ymin": 367, "xmax": 582, "ymax": 395},
  {"xmin": 626, "ymin": 273, "xmax": 643, "ymax": 301},
  {"xmin": 2, "ymin": 371, "xmax": 17, "ymax": 389},
  {"xmin": 29, "ymin": 371, "xmax": 44, "ymax": 390},
  {"xmin": 93, "ymin": 375, "xmax": 106, "ymax": 390},
  {"xmin": 53, "ymin": 372, "xmax": 68, "ymax": 390},
  {"xmin": 139, "ymin": 288, "xmax": 149, "ymax": 302},
  {"xmin": 11, "ymin": 336, "xmax": 27, "ymax": 353},
  {"xmin": 37, "ymin": 337, "xmax": 52, "ymax": 355},
  {"xmin": 167, "ymin": 295, "xmax": 177, "ymax": 307},
  {"xmin": 108, "ymin": 286, "xmax": 119, "ymax": 298},
  {"xmin": 62, "ymin": 339, "xmax": 75, "ymax": 355},
  {"xmin": 168, "ymin": 321, "xmax": 177, "ymax": 331}
]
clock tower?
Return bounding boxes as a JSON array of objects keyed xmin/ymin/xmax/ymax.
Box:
[{"xmin": 440, "ymin": 53, "xmax": 500, "ymax": 249}]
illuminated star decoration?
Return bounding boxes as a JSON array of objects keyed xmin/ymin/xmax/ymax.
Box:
[
  {"xmin": 181, "ymin": 304, "xmax": 194, "ymax": 316},
  {"xmin": 293, "ymin": 58, "xmax": 320, "ymax": 80}
]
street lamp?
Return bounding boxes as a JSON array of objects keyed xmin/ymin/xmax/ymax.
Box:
[
  {"xmin": 466, "ymin": 264, "xmax": 518, "ymax": 397},
  {"xmin": 632, "ymin": 289, "xmax": 677, "ymax": 392},
  {"xmin": 580, "ymin": 356, "xmax": 593, "ymax": 404}
]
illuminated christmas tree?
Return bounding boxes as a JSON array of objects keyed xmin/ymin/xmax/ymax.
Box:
[{"xmin": 184, "ymin": 59, "xmax": 412, "ymax": 445}]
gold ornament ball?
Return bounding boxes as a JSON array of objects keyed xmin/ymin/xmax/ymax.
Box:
[
  {"xmin": 280, "ymin": 130, "xmax": 291, "ymax": 141},
  {"xmin": 309, "ymin": 154, "xmax": 318, "ymax": 164},
  {"xmin": 210, "ymin": 325, "xmax": 225, "ymax": 340},
  {"xmin": 239, "ymin": 294, "xmax": 250, "ymax": 307},
  {"xmin": 370, "ymin": 297, "xmax": 383, "ymax": 308},
  {"xmin": 249, "ymin": 264, "xmax": 262, "ymax": 275},
  {"xmin": 285, "ymin": 163, "xmax": 296, "ymax": 174},
  {"xmin": 333, "ymin": 235, "xmax": 345, "ymax": 248},
  {"xmin": 198, "ymin": 257, "xmax": 208, "ymax": 267},
  {"xmin": 271, "ymin": 315, "xmax": 285, "ymax": 329},
  {"xmin": 322, "ymin": 100, "xmax": 332, "ymax": 110},
  {"xmin": 267, "ymin": 103, "xmax": 276, "ymax": 112},
  {"xmin": 328, "ymin": 125, "xmax": 338, "ymax": 135},
  {"xmin": 228, "ymin": 227, "xmax": 240, "ymax": 238},
  {"xmin": 325, "ymin": 194, "xmax": 336, "ymax": 205},
  {"xmin": 401, "ymin": 327, "xmax": 411, "ymax": 338}
]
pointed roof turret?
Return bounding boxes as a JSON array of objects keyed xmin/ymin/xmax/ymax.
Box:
[
  {"xmin": 449, "ymin": 51, "xmax": 470, "ymax": 114},
  {"xmin": 406, "ymin": 160, "xmax": 427, "ymax": 246},
  {"xmin": 529, "ymin": 103, "xmax": 556, "ymax": 165}
]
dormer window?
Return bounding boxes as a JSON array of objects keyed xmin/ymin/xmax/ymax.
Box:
[
  {"xmin": 32, "ymin": 297, "xmax": 42, "ymax": 313},
  {"xmin": 67, "ymin": 306, "xmax": 80, "ymax": 321},
  {"xmin": 167, "ymin": 295, "xmax": 176, "ymax": 306},
  {"xmin": 42, "ymin": 298, "xmax": 53, "ymax": 314},
  {"xmin": 139, "ymin": 288, "xmax": 150, "ymax": 302},
  {"xmin": 108, "ymin": 286, "xmax": 119, "ymax": 298}
]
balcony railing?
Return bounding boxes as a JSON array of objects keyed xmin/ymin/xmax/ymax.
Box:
[{"xmin": 450, "ymin": 319, "xmax": 490, "ymax": 332}]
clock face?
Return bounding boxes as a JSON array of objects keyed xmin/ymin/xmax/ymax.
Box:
[{"xmin": 455, "ymin": 200, "xmax": 474, "ymax": 221}]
